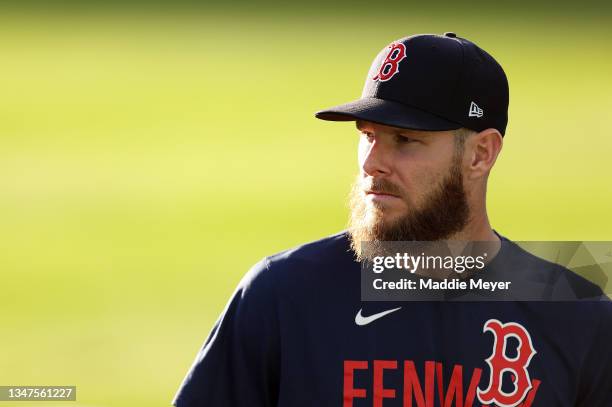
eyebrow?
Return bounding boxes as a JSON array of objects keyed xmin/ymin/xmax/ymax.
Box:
[{"xmin": 356, "ymin": 121, "xmax": 425, "ymax": 138}]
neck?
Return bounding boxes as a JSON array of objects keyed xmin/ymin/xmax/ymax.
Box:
[
  {"xmin": 451, "ymin": 217, "xmax": 499, "ymax": 242},
  {"xmin": 454, "ymin": 181, "xmax": 499, "ymax": 242},
  {"xmin": 446, "ymin": 207, "xmax": 501, "ymax": 262}
]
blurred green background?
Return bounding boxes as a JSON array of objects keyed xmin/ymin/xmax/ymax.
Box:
[{"xmin": 0, "ymin": 2, "xmax": 611, "ymax": 407}]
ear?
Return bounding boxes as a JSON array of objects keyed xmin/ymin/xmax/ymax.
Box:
[{"xmin": 466, "ymin": 128, "xmax": 503, "ymax": 180}]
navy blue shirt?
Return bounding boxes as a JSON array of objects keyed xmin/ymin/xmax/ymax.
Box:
[{"xmin": 173, "ymin": 231, "xmax": 612, "ymax": 406}]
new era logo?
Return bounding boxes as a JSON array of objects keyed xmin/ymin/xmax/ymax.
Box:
[{"xmin": 469, "ymin": 101, "xmax": 483, "ymax": 118}]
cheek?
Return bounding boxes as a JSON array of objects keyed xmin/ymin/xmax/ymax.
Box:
[{"xmin": 397, "ymin": 162, "xmax": 446, "ymax": 201}]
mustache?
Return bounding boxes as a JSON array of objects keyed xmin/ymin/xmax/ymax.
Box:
[{"xmin": 360, "ymin": 177, "xmax": 404, "ymax": 198}]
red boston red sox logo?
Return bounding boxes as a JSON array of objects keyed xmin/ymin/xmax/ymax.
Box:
[
  {"xmin": 478, "ymin": 319, "xmax": 537, "ymax": 407},
  {"xmin": 372, "ymin": 43, "xmax": 407, "ymax": 82}
]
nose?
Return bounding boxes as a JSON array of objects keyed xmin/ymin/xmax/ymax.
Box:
[{"xmin": 359, "ymin": 135, "xmax": 391, "ymax": 177}]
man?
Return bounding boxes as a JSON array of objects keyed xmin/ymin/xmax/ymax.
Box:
[{"xmin": 173, "ymin": 33, "xmax": 611, "ymax": 406}]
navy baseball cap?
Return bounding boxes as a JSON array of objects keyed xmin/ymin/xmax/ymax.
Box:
[{"xmin": 315, "ymin": 33, "xmax": 509, "ymax": 136}]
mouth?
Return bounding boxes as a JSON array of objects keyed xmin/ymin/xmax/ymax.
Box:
[{"xmin": 365, "ymin": 190, "xmax": 400, "ymax": 199}]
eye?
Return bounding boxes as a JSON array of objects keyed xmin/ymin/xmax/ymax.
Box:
[{"xmin": 395, "ymin": 134, "xmax": 416, "ymax": 144}]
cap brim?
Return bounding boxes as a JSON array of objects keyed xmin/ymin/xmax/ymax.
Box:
[{"xmin": 315, "ymin": 97, "xmax": 461, "ymax": 131}]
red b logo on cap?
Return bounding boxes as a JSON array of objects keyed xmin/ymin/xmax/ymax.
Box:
[{"xmin": 373, "ymin": 43, "xmax": 407, "ymax": 82}]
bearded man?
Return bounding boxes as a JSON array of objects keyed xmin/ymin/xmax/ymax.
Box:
[{"xmin": 173, "ymin": 33, "xmax": 612, "ymax": 407}]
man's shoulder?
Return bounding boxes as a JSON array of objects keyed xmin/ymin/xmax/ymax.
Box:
[
  {"xmin": 497, "ymin": 234, "xmax": 607, "ymax": 300},
  {"xmin": 266, "ymin": 230, "xmax": 353, "ymax": 266},
  {"xmin": 239, "ymin": 230, "xmax": 356, "ymax": 293}
]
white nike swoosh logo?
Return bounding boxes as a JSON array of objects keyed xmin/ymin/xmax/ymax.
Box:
[{"xmin": 355, "ymin": 307, "xmax": 402, "ymax": 326}]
